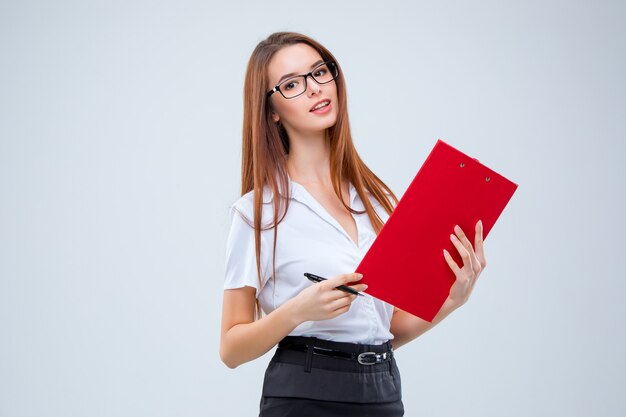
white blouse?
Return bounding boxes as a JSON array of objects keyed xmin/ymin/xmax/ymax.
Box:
[{"xmin": 223, "ymin": 177, "xmax": 395, "ymax": 345}]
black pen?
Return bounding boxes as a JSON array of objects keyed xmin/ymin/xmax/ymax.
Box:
[{"xmin": 304, "ymin": 273, "xmax": 365, "ymax": 297}]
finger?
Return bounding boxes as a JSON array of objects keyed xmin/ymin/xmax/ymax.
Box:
[
  {"xmin": 450, "ymin": 232, "xmax": 473, "ymax": 274},
  {"xmin": 453, "ymin": 225, "xmax": 480, "ymax": 272},
  {"xmin": 443, "ymin": 248, "xmax": 462, "ymax": 276},
  {"xmin": 328, "ymin": 294, "xmax": 355, "ymax": 311},
  {"xmin": 330, "ymin": 304, "xmax": 351, "ymax": 317},
  {"xmin": 327, "ymin": 285, "xmax": 366, "ymax": 302},
  {"xmin": 324, "ymin": 272, "xmax": 363, "ymax": 290},
  {"xmin": 345, "ymin": 283, "xmax": 368, "ymax": 293},
  {"xmin": 327, "ymin": 289, "xmax": 355, "ymax": 301},
  {"xmin": 452, "ymin": 225, "xmax": 481, "ymax": 281},
  {"xmin": 474, "ymin": 220, "xmax": 487, "ymax": 269}
]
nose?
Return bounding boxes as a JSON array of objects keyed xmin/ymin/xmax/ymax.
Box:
[{"xmin": 305, "ymin": 74, "xmax": 322, "ymax": 95}]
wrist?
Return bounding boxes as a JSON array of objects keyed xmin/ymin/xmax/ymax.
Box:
[
  {"xmin": 444, "ymin": 296, "xmax": 462, "ymax": 311},
  {"xmin": 432, "ymin": 297, "xmax": 461, "ymax": 324},
  {"xmin": 280, "ymin": 298, "xmax": 304, "ymax": 328}
]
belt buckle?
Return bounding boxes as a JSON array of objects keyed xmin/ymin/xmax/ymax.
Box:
[{"xmin": 357, "ymin": 351, "xmax": 379, "ymax": 365}]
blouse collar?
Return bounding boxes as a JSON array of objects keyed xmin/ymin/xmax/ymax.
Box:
[
  {"xmin": 259, "ymin": 175, "xmax": 359, "ymax": 209},
  {"xmin": 287, "ymin": 175, "xmax": 358, "ymax": 208}
]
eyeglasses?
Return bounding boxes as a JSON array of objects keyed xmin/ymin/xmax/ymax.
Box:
[{"xmin": 267, "ymin": 61, "xmax": 339, "ymax": 99}]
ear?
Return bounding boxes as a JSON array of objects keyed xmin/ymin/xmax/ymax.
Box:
[{"xmin": 271, "ymin": 111, "xmax": 280, "ymax": 123}]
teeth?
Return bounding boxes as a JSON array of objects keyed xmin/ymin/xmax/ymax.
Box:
[{"xmin": 312, "ymin": 101, "xmax": 329, "ymax": 110}]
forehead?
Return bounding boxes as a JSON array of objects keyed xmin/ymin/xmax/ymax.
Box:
[{"xmin": 267, "ymin": 43, "xmax": 323, "ymax": 84}]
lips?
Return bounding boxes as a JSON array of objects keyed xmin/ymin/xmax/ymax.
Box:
[{"xmin": 310, "ymin": 99, "xmax": 331, "ymax": 112}]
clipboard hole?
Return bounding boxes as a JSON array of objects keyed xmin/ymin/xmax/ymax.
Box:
[
  {"xmin": 459, "ymin": 162, "xmax": 465, "ymax": 168},
  {"xmin": 485, "ymin": 176, "xmax": 490, "ymax": 182}
]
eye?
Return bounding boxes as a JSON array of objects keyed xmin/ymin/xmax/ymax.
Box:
[
  {"xmin": 314, "ymin": 69, "xmax": 327, "ymax": 77},
  {"xmin": 281, "ymin": 77, "xmax": 300, "ymax": 91},
  {"xmin": 284, "ymin": 81, "xmax": 298, "ymax": 90}
]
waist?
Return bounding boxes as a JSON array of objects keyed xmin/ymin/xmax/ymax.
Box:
[
  {"xmin": 264, "ymin": 336, "xmax": 402, "ymax": 403},
  {"xmin": 277, "ymin": 335, "xmax": 394, "ymax": 368}
]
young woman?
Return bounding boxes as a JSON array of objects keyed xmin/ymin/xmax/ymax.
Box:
[{"xmin": 220, "ymin": 31, "xmax": 487, "ymax": 416}]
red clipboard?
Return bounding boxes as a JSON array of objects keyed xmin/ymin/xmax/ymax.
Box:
[{"xmin": 355, "ymin": 139, "xmax": 518, "ymax": 322}]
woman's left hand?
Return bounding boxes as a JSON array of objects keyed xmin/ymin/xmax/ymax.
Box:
[{"xmin": 443, "ymin": 220, "xmax": 487, "ymax": 308}]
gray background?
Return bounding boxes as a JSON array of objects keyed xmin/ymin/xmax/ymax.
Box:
[{"xmin": 1, "ymin": 0, "xmax": 624, "ymax": 416}]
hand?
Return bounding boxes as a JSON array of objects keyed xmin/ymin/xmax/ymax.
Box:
[
  {"xmin": 443, "ymin": 220, "xmax": 487, "ymax": 307},
  {"xmin": 287, "ymin": 273, "xmax": 368, "ymax": 324}
]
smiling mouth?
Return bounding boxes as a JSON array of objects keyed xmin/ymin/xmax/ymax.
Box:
[{"xmin": 310, "ymin": 100, "xmax": 331, "ymax": 112}]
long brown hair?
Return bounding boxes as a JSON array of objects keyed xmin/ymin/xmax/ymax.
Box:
[{"xmin": 240, "ymin": 32, "xmax": 399, "ymax": 319}]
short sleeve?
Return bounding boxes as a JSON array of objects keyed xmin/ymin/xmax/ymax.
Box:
[{"xmin": 223, "ymin": 203, "xmax": 271, "ymax": 297}]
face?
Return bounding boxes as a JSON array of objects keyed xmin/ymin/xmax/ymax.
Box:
[{"xmin": 267, "ymin": 43, "xmax": 339, "ymax": 137}]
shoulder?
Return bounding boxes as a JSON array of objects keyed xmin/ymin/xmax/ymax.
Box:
[
  {"xmin": 229, "ymin": 186, "xmax": 277, "ymax": 225},
  {"xmin": 229, "ymin": 190, "xmax": 255, "ymax": 220}
]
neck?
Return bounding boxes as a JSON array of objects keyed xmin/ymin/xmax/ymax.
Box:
[{"xmin": 286, "ymin": 130, "xmax": 333, "ymax": 186}]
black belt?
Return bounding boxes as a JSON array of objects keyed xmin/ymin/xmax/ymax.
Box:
[{"xmin": 278, "ymin": 338, "xmax": 394, "ymax": 366}]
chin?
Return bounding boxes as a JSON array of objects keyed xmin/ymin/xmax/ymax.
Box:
[
  {"xmin": 297, "ymin": 112, "xmax": 339, "ymax": 133},
  {"xmin": 323, "ymin": 112, "xmax": 339, "ymax": 128},
  {"xmin": 320, "ymin": 120, "xmax": 338, "ymax": 132}
]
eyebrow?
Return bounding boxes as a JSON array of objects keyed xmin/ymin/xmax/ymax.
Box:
[{"xmin": 277, "ymin": 59, "xmax": 324, "ymax": 84}]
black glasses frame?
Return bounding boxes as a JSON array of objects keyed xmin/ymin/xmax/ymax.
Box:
[{"xmin": 266, "ymin": 61, "xmax": 339, "ymax": 99}]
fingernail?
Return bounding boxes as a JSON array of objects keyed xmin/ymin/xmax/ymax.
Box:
[
  {"xmin": 478, "ymin": 219, "xmax": 483, "ymax": 228},
  {"xmin": 356, "ymin": 273, "xmax": 363, "ymax": 278},
  {"xmin": 450, "ymin": 234, "xmax": 457, "ymax": 241},
  {"xmin": 363, "ymin": 284, "xmax": 368, "ymax": 290}
]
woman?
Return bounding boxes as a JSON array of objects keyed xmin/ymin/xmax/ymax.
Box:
[{"xmin": 220, "ymin": 31, "xmax": 487, "ymax": 416}]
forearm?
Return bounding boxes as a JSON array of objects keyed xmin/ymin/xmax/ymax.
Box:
[
  {"xmin": 390, "ymin": 297, "xmax": 460, "ymax": 350},
  {"xmin": 220, "ymin": 300, "xmax": 301, "ymax": 369}
]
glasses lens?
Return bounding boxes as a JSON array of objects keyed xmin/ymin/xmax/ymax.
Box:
[
  {"xmin": 279, "ymin": 76, "xmax": 306, "ymax": 99},
  {"xmin": 311, "ymin": 62, "xmax": 338, "ymax": 84}
]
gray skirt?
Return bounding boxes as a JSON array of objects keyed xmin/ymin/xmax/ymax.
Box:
[{"xmin": 259, "ymin": 336, "xmax": 404, "ymax": 417}]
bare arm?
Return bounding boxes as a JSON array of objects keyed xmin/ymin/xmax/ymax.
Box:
[
  {"xmin": 219, "ymin": 273, "xmax": 367, "ymax": 369},
  {"xmin": 389, "ymin": 299, "xmax": 459, "ymax": 350},
  {"xmin": 219, "ymin": 286, "xmax": 301, "ymax": 369}
]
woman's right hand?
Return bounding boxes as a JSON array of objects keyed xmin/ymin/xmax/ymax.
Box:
[{"xmin": 286, "ymin": 273, "xmax": 368, "ymax": 324}]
